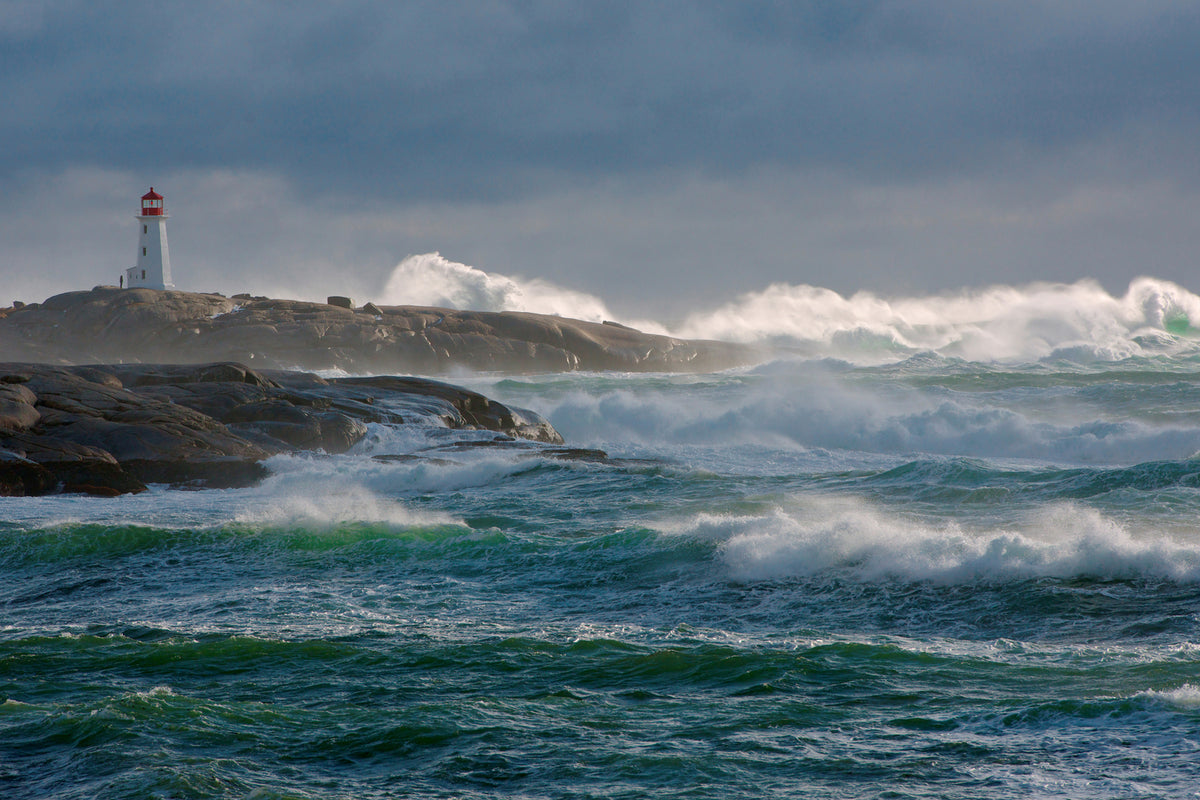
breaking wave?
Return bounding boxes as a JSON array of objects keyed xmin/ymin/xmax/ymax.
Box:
[
  {"xmin": 538, "ymin": 369, "xmax": 1200, "ymax": 464},
  {"xmin": 380, "ymin": 255, "xmax": 1200, "ymax": 364},
  {"xmin": 379, "ymin": 252, "xmax": 620, "ymax": 323},
  {"xmin": 1140, "ymin": 684, "xmax": 1200, "ymax": 709},
  {"xmin": 662, "ymin": 498, "xmax": 1200, "ymax": 583},
  {"xmin": 672, "ymin": 277, "xmax": 1200, "ymax": 362}
]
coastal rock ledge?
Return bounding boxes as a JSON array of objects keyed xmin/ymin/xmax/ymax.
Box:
[
  {"xmin": 0, "ymin": 287, "xmax": 756, "ymax": 373},
  {"xmin": 0, "ymin": 361, "xmax": 562, "ymax": 496}
]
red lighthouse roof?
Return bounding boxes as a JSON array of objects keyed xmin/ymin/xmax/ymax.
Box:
[{"xmin": 140, "ymin": 187, "xmax": 165, "ymax": 216}]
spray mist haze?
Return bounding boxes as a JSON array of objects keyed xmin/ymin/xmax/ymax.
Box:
[
  {"xmin": 375, "ymin": 253, "xmax": 1200, "ymax": 365},
  {"xmin": 379, "ymin": 253, "xmax": 620, "ymax": 324}
]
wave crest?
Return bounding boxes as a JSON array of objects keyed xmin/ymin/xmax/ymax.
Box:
[
  {"xmin": 379, "ymin": 252, "xmax": 618, "ymax": 322},
  {"xmin": 674, "ymin": 277, "xmax": 1200, "ymax": 362},
  {"xmin": 663, "ymin": 499, "xmax": 1200, "ymax": 583},
  {"xmin": 1140, "ymin": 684, "xmax": 1200, "ymax": 708},
  {"xmin": 378, "ymin": 257, "xmax": 1200, "ymax": 363},
  {"xmin": 540, "ymin": 373, "xmax": 1200, "ymax": 464}
]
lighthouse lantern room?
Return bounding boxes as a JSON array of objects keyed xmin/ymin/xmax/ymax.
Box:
[{"xmin": 126, "ymin": 187, "xmax": 173, "ymax": 290}]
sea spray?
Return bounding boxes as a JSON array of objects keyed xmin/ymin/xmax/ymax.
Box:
[
  {"xmin": 379, "ymin": 252, "xmax": 621, "ymax": 323},
  {"xmin": 494, "ymin": 364, "xmax": 1200, "ymax": 464},
  {"xmin": 376, "ymin": 256, "xmax": 1200, "ymax": 365},
  {"xmin": 659, "ymin": 497, "xmax": 1200, "ymax": 583},
  {"xmin": 8, "ymin": 280, "xmax": 1200, "ymax": 798},
  {"xmin": 673, "ymin": 276, "xmax": 1200, "ymax": 362}
]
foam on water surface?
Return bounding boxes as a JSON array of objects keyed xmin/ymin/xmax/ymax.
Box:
[
  {"xmin": 659, "ymin": 497, "xmax": 1200, "ymax": 583},
  {"xmin": 7, "ymin": 272, "xmax": 1200, "ymax": 798},
  {"xmin": 375, "ymin": 257, "xmax": 1200, "ymax": 365}
]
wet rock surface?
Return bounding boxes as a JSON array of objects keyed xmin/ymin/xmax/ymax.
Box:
[
  {"xmin": 0, "ymin": 287, "xmax": 756, "ymax": 373},
  {"xmin": 0, "ymin": 361, "xmax": 562, "ymax": 496}
]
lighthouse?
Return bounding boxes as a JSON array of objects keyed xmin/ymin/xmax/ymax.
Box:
[{"xmin": 126, "ymin": 187, "xmax": 173, "ymax": 290}]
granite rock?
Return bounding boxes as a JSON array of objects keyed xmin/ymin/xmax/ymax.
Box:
[
  {"xmin": 0, "ymin": 361, "xmax": 562, "ymax": 496},
  {"xmin": 0, "ymin": 287, "xmax": 756, "ymax": 373}
]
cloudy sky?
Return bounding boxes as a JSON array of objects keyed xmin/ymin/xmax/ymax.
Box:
[{"xmin": 2, "ymin": 1, "xmax": 1199, "ymax": 318}]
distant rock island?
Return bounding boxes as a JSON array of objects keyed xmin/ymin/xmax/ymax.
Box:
[
  {"xmin": 0, "ymin": 287, "xmax": 755, "ymax": 373},
  {"xmin": 0, "ymin": 361, "xmax": 562, "ymax": 496}
]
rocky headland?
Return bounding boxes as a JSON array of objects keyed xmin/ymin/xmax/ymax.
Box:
[
  {"xmin": 0, "ymin": 287, "xmax": 755, "ymax": 373},
  {"xmin": 0, "ymin": 287, "xmax": 752, "ymax": 496},
  {"xmin": 0, "ymin": 361, "xmax": 561, "ymax": 497}
]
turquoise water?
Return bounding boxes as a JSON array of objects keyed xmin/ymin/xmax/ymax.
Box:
[{"xmin": 4, "ymin": 353, "xmax": 1200, "ymax": 798}]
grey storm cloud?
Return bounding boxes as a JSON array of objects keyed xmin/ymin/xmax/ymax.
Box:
[
  {"xmin": 6, "ymin": 1, "xmax": 1200, "ymax": 199},
  {"xmin": 4, "ymin": 1, "xmax": 1200, "ymax": 316}
]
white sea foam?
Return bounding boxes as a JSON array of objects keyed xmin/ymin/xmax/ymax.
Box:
[
  {"xmin": 379, "ymin": 252, "xmax": 638, "ymax": 325},
  {"xmin": 233, "ymin": 475, "xmax": 462, "ymax": 530},
  {"xmin": 661, "ymin": 498, "xmax": 1200, "ymax": 583},
  {"xmin": 534, "ymin": 367, "xmax": 1200, "ymax": 465},
  {"xmin": 1140, "ymin": 684, "xmax": 1200, "ymax": 708},
  {"xmin": 239, "ymin": 450, "xmax": 544, "ymax": 527},
  {"xmin": 0, "ymin": 459, "xmax": 481, "ymax": 531},
  {"xmin": 380, "ymin": 256, "xmax": 1200, "ymax": 364},
  {"xmin": 671, "ymin": 276, "xmax": 1200, "ymax": 363}
]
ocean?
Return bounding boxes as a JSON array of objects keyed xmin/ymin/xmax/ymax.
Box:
[{"xmin": 4, "ymin": 277, "xmax": 1200, "ymax": 798}]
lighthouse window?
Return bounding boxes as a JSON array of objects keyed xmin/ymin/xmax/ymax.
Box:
[
  {"xmin": 142, "ymin": 270, "xmax": 146, "ymax": 279},
  {"xmin": 142, "ymin": 247, "xmax": 147, "ymax": 256},
  {"xmin": 143, "ymin": 225, "xmax": 147, "ymax": 234}
]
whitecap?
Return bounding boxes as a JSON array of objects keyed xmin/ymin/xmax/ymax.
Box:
[
  {"xmin": 1139, "ymin": 684, "xmax": 1200, "ymax": 708},
  {"xmin": 659, "ymin": 497, "xmax": 1200, "ymax": 584}
]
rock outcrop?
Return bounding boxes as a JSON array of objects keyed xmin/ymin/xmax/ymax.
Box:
[
  {"xmin": 0, "ymin": 287, "xmax": 755, "ymax": 373},
  {"xmin": 0, "ymin": 361, "xmax": 561, "ymax": 496}
]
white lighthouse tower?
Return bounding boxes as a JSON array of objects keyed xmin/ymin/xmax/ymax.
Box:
[{"xmin": 126, "ymin": 187, "xmax": 173, "ymax": 289}]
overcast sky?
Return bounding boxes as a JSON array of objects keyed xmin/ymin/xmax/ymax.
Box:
[{"xmin": 2, "ymin": 1, "xmax": 1199, "ymax": 318}]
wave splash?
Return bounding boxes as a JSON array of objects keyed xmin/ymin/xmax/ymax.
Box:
[
  {"xmin": 540, "ymin": 373, "xmax": 1200, "ymax": 464},
  {"xmin": 674, "ymin": 277, "xmax": 1200, "ymax": 362},
  {"xmin": 1140, "ymin": 684, "xmax": 1200, "ymax": 709},
  {"xmin": 379, "ymin": 252, "xmax": 619, "ymax": 323},
  {"xmin": 663, "ymin": 498, "xmax": 1200, "ymax": 583},
  {"xmin": 379, "ymin": 254, "xmax": 1200, "ymax": 363}
]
